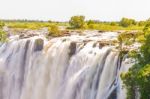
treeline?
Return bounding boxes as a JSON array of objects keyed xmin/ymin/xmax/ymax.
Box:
[
  {"xmin": 69, "ymin": 16, "xmax": 149, "ymax": 29},
  {"xmin": 1, "ymin": 16, "xmax": 150, "ymax": 29},
  {"xmin": 0, "ymin": 16, "xmax": 150, "ymax": 38}
]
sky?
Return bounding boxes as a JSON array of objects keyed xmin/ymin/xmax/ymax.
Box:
[{"xmin": 0, "ymin": 0, "xmax": 150, "ymax": 21}]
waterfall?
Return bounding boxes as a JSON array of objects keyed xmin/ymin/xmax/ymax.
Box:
[{"xmin": 0, "ymin": 32, "xmax": 129, "ymax": 99}]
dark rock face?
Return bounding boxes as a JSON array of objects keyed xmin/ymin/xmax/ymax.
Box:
[
  {"xmin": 69, "ymin": 42, "xmax": 76, "ymax": 57},
  {"xmin": 93, "ymin": 43, "xmax": 97, "ymax": 48},
  {"xmin": 98, "ymin": 30, "xmax": 105, "ymax": 33},
  {"xmin": 19, "ymin": 34, "xmax": 39, "ymax": 39},
  {"xmin": 34, "ymin": 38, "xmax": 44, "ymax": 51},
  {"xmin": 108, "ymin": 88, "xmax": 117, "ymax": 99}
]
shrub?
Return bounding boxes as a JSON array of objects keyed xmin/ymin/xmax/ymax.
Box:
[
  {"xmin": 120, "ymin": 17, "xmax": 136, "ymax": 27},
  {"xmin": 0, "ymin": 21, "xmax": 7, "ymax": 42},
  {"xmin": 87, "ymin": 20, "xmax": 95, "ymax": 25},
  {"xmin": 48, "ymin": 25, "xmax": 61, "ymax": 37},
  {"xmin": 110, "ymin": 22, "xmax": 117, "ymax": 26},
  {"xmin": 69, "ymin": 16, "xmax": 85, "ymax": 29},
  {"xmin": 0, "ymin": 21, "xmax": 5, "ymax": 28},
  {"xmin": 0, "ymin": 29, "xmax": 7, "ymax": 42}
]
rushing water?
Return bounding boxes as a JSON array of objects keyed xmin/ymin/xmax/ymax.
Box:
[{"xmin": 0, "ymin": 32, "xmax": 131, "ymax": 99}]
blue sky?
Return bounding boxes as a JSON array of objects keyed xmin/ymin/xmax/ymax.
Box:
[{"xmin": 0, "ymin": 0, "xmax": 150, "ymax": 21}]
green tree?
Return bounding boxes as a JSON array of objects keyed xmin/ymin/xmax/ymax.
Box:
[
  {"xmin": 110, "ymin": 22, "xmax": 117, "ymax": 26},
  {"xmin": 122, "ymin": 21, "xmax": 150, "ymax": 99},
  {"xmin": 120, "ymin": 17, "xmax": 136, "ymax": 27},
  {"xmin": 138, "ymin": 21, "xmax": 146, "ymax": 26},
  {"xmin": 48, "ymin": 24, "xmax": 61, "ymax": 37},
  {"xmin": 87, "ymin": 20, "xmax": 95, "ymax": 25},
  {"xmin": 69, "ymin": 16, "xmax": 85, "ymax": 29}
]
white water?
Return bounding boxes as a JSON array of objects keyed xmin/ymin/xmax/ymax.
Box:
[{"xmin": 0, "ymin": 32, "xmax": 130, "ymax": 99}]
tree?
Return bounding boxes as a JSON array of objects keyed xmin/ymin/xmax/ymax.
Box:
[
  {"xmin": 110, "ymin": 22, "xmax": 117, "ymax": 26},
  {"xmin": 48, "ymin": 24, "xmax": 61, "ymax": 37},
  {"xmin": 120, "ymin": 17, "xmax": 136, "ymax": 27},
  {"xmin": 138, "ymin": 21, "xmax": 146, "ymax": 26},
  {"xmin": 69, "ymin": 16, "xmax": 85, "ymax": 29},
  {"xmin": 87, "ymin": 20, "xmax": 95, "ymax": 25},
  {"xmin": 122, "ymin": 21, "xmax": 150, "ymax": 99}
]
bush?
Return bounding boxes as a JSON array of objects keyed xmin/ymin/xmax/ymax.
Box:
[
  {"xmin": 0, "ymin": 29, "xmax": 7, "ymax": 42},
  {"xmin": 69, "ymin": 16, "xmax": 85, "ymax": 29},
  {"xmin": 110, "ymin": 22, "xmax": 117, "ymax": 26},
  {"xmin": 118, "ymin": 31, "xmax": 136, "ymax": 45},
  {"xmin": 138, "ymin": 21, "xmax": 147, "ymax": 26},
  {"xmin": 120, "ymin": 18, "xmax": 136, "ymax": 27},
  {"xmin": 0, "ymin": 21, "xmax": 7, "ymax": 42},
  {"xmin": 87, "ymin": 20, "xmax": 95, "ymax": 25},
  {"xmin": 0, "ymin": 21, "xmax": 5, "ymax": 28},
  {"xmin": 48, "ymin": 25, "xmax": 61, "ymax": 37}
]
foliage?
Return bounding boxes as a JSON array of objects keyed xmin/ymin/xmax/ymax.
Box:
[
  {"xmin": 0, "ymin": 29, "xmax": 7, "ymax": 42},
  {"xmin": 137, "ymin": 64, "xmax": 150, "ymax": 99},
  {"xmin": 5, "ymin": 21, "xmax": 69, "ymax": 30},
  {"xmin": 128, "ymin": 50, "xmax": 138, "ymax": 58},
  {"xmin": 87, "ymin": 20, "xmax": 95, "ymax": 25},
  {"xmin": 69, "ymin": 16, "xmax": 85, "ymax": 29},
  {"xmin": 0, "ymin": 21, "xmax": 7, "ymax": 42},
  {"xmin": 48, "ymin": 24, "xmax": 62, "ymax": 37},
  {"xmin": 138, "ymin": 21, "xmax": 147, "ymax": 26},
  {"xmin": 120, "ymin": 18, "xmax": 136, "ymax": 27},
  {"xmin": 3, "ymin": 18, "xmax": 144, "ymax": 31},
  {"xmin": 118, "ymin": 31, "xmax": 136, "ymax": 45},
  {"xmin": 0, "ymin": 21, "xmax": 5, "ymax": 28},
  {"xmin": 122, "ymin": 21, "xmax": 150, "ymax": 99},
  {"xmin": 110, "ymin": 22, "xmax": 118, "ymax": 26}
]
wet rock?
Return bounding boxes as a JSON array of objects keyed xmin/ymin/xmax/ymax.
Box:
[
  {"xmin": 108, "ymin": 88, "xmax": 117, "ymax": 99},
  {"xmin": 34, "ymin": 38, "xmax": 44, "ymax": 51},
  {"xmin": 69, "ymin": 42, "xmax": 76, "ymax": 57},
  {"xmin": 98, "ymin": 30, "xmax": 105, "ymax": 33},
  {"xmin": 93, "ymin": 42, "xmax": 97, "ymax": 48},
  {"xmin": 99, "ymin": 41, "xmax": 110, "ymax": 47},
  {"xmin": 98, "ymin": 40, "xmax": 118, "ymax": 48},
  {"xmin": 19, "ymin": 33, "xmax": 39, "ymax": 39}
]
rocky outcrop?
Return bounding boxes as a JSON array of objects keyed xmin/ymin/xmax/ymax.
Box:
[
  {"xmin": 69, "ymin": 42, "xmax": 76, "ymax": 57},
  {"xmin": 34, "ymin": 38, "xmax": 44, "ymax": 51},
  {"xmin": 19, "ymin": 33, "xmax": 39, "ymax": 39}
]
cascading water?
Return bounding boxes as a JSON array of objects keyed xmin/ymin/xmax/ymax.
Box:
[{"xmin": 0, "ymin": 31, "xmax": 130, "ymax": 99}]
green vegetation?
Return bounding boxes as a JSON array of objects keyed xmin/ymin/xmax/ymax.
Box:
[
  {"xmin": 120, "ymin": 17, "xmax": 136, "ymax": 27},
  {"xmin": 48, "ymin": 24, "xmax": 62, "ymax": 37},
  {"xmin": 117, "ymin": 30, "xmax": 145, "ymax": 46},
  {"xmin": 0, "ymin": 21, "xmax": 7, "ymax": 42},
  {"xmin": 2, "ymin": 16, "xmax": 147, "ymax": 32},
  {"xmin": 118, "ymin": 31, "xmax": 135, "ymax": 45},
  {"xmin": 67, "ymin": 16, "xmax": 144, "ymax": 31},
  {"xmin": 5, "ymin": 21, "xmax": 69, "ymax": 30},
  {"xmin": 69, "ymin": 16, "xmax": 85, "ymax": 29},
  {"xmin": 121, "ymin": 21, "xmax": 150, "ymax": 99}
]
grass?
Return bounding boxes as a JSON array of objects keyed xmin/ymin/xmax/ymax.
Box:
[
  {"xmin": 3, "ymin": 21, "xmax": 144, "ymax": 32},
  {"xmin": 86, "ymin": 23, "xmax": 144, "ymax": 31},
  {"xmin": 4, "ymin": 21, "xmax": 69, "ymax": 30}
]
